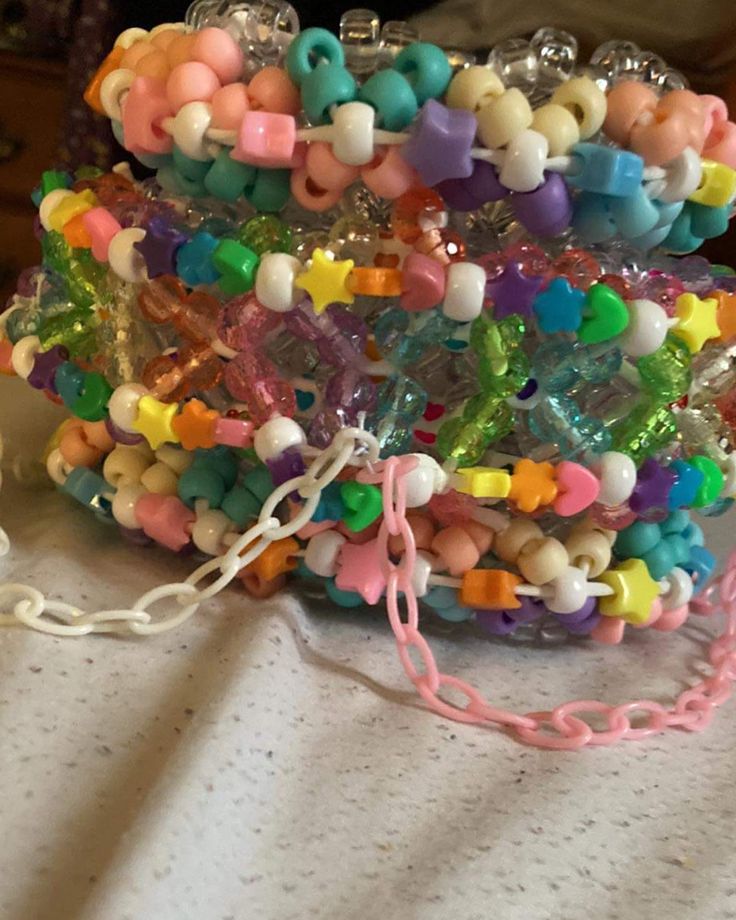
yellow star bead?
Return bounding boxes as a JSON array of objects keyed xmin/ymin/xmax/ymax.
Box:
[
  {"xmin": 672, "ymin": 292, "xmax": 720, "ymax": 354},
  {"xmin": 597, "ymin": 558, "xmax": 660, "ymax": 626},
  {"xmin": 48, "ymin": 189, "xmax": 98, "ymax": 233},
  {"xmin": 452, "ymin": 466, "xmax": 511, "ymax": 498},
  {"xmin": 294, "ymin": 248, "xmax": 354, "ymax": 314},
  {"xmin": 133, "ymin": 395, "xmax": 181, "ymax": 450}
]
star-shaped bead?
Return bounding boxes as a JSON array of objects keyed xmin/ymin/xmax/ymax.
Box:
[
  {"xmin": 133, "ymin": 395, "xmax": 180, "ymax": 450},
  {"xmin": 294, "ymin": 248, "xmax": 355, "ymax": 315},
  {"xmin": 172, "ymin": 398, "xmax": 218, "ymax": 450},
  {"xmin": 713, "ymin": 289, "xmax": 736, "ymax": 342},
  {"xmin": 135, "ymin": 217, "xmax": 189, "ymax": 279},
  {"xmin": 507, "ymin": 458, "xmax": 557, "ymax": 513},
  {"xmin": 334, "ymin": 538, "xmax": 386, "ymax": 605},
  {"xmin": 486, "ymin": 261, "xmax": 543, "ymax": 319},
  {"xmin": 598, "ymin": 558, "xmax": 660, "ymax": 626},
  {"xmin": 532, "ymin": 277, "xmax": 585, "ymax": 333},
  {"xmin": 668, "ymin": 459, "xmax": 704, "ymax": 509},
  {"xmin": 176, "ymin": 231, "xmax": 220, "ymax": 286},
  {"xmin": 672, "ymin": 292, "xmax": 720, "ymax": 353},
  {"xmin": 629, "ymin": 458, "xmax": 676, "ymax": 514},
  {"xmin": 27, "ymin": 345, "xmax": 69, "ymax": 392},
  {"xmin": 400, "ymin": 99, "xmax": 477, "ymax": 188},
  {"xmin": 48, "ymin": 189, "xmax": 97, "ymax": 233}
]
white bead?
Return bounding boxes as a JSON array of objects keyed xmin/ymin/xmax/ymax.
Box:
[
  {"xmin": 404, "ymin": 454, "xmax": 449, "ymax": 507},
  {"xmin": 108, "ymin": 228, "xmax": 149, "ymax": 284},
  {"xmin": 103, "ymin": 445, "xmax": 151, "ymax": 487},
  {"xmin": 411, "ymin": 550, "xmax": 437, "ymax": 598},
  {"xmin": 39, "ymin": 189, "xmax": 73, "ymax": 231},
  {"xmin": 46, "ymin": 449, "xmax": 70, "ymax": 486},
  {"xmin": 140, "ymin": 461, "xmax": 179, "ymax": 495},
  {"xmin": 100, "ymin": 68, "xmax": 135, "ymax": 121},
  {"xmin": 109, "ymin": 383, "xmax": 149, "ymax": 432},
  {"xmin": 498, "ymin": 129, "xmax": 549, "ymax": 193},
  {"xmin": 255, "ymin": 253, "xmax": 303, "ymax": 312},
  {"xmin": 305, "ymin": 530, "xmax": 346, "ymax": 577},
  {"xmin": 619, "ymin": 299, "xmax": 669, "ymax": 357},
  {"xmin": 149, "ymin": 22, "xmax": 188, "ymax": 37},
  {"xmin": 442, "ymin": 262, "xmax": 486, "ymax": 322},
  {"xmin": 658, "ymin": 147, "xmax": 702, "ymax": 203},
  {"xmin": 11, "ymin": 336, "xmax": 40, "ymax": 379},
  {"xmin": 721, "ymin": 454, "xmax": 736, "ymax": 498},
  {"xmin": 593, "ymin": 451, "xmax": 637, "ymax": 506},
  {"xmin": 661, "ymin": 566, "xmax": 694, "ymax": 610},
  {"xmin": 112, "ymin": 483, "xmax": 147, "ymax": 529},
  {"xmin": 191, "ymin": 509, "xmax": 235, "ymax": 555},
  {"xmin": 172, "ymin": 101, "xmax": 214, "ymax": 161},
  {"xmin": 254, "ymin": 417, "xmax": 306, "ymax": 462},
  {"xmin": 546, "ymin": 565, "xmax": 589, "ymax": 614},
  {"xmin": 331, "ymin": 101, "xmax": 375, "ymax": 166},
  {"xmin": 114, "ymin": 27, "xmax": 149, "ymax": 48}
]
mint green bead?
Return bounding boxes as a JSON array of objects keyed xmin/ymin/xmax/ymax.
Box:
[
  {"xmin": 173, "ymin": 146, "xmax": 212, "ymax": 181},
  {"xmin": 285, "ymin": 28, "xmax": 345, "ymax": 86},
  {"xmin": 394, "ymin": 42, "xmax": 452, "ymax": 104},
  {"xmin": 359, "ymin": 70, "xmax": 418, "ymax": 130},
  {"xmin": 221, "ymin": 485, "xmax": 261, "ymax": 526},
  {"xmin": 638, "ymin": 334, "xmax": 691, "ymax": 402},
  {"xmin": 301, "ymin": 63, "xmax": 356, "ymax": 125},
  {"xmin": 325, "ymin": 578, "xmax": 364, "ymax": 607},
  {"xmin": 204, "ymin": 150, "xmax": 256, "ymax": 201},
  {"xmin": 615, "ymin": 521, "xmax": 660, "ymax": 558},
  {"xmin": 610, "ymin": 400, "xmax": 677, "ymax": 463},
  {"xmin": 242, "ymin": 465, "xmax": 274, "ymax": 503},
  {"xmin": 245, "ymin": 168, "xmax": 291, "ymax": 212},
  {"xmin": 178, "ymin": 467, "xmax": 226, "ymax": 510},
  {"xmin": 194, "ymin": 446, "xmax": 239, "ymax": 490}
]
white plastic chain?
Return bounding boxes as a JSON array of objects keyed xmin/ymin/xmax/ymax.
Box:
[{"xmin": 0, "ymin": 424, "xmax": 380, "ymax": 637}]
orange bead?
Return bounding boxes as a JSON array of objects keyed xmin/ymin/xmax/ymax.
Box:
[
  {"xmin": 390, "ymin": 187, "xmax": 445, "ymax": 245},
  {"xmin": 239, "ymin": 571, "xmax": 287, "ymax": 598},
  {"xmin": 62, "ymin": 212, "xmax": 93, "ymax": 249},
  {"xmin": 508, "ymin": 458, "xmax": 558, "ymax": 514},
  {"xmin": 83, "ymin": 45, "xmax": 125, "ymax": 114},
  {"xmin": 172, "ymin": 398, "xmax": 218, "ymax": 450},
  {"xmin": 135, "ymin": 48, "xmax": 171, "ymax": 81},
  {"xmin": 150, "ymin": 28, "xmax": 180, "ymax": 51},
  {"xmin": 459, "ymin": 569, "xmax": 522, "ymax": 610},
  {"xmin": 120, "ymin": 41, "xmax": 156, "ymax": 70},
  {"xmin": 166, "ymin": 32, "xmax": 197, "ymax": 68},
  {"xmin": 348, "ymin": 267, "xmax": 403, "ymax": 297},
  {"xmin": 714, "ymin": 289, "xmax": 736, "ymax": 342},
  {"xmin": 431, "ymin": 526, "xmax": 480, "ymax": 576},
  {"xmin": 0, "ymin": 338, "xmax": 15, "ymax": 376},
  {"xmin": 82, "ymin": 419, "xmax": 115, "ymax": 452},
  {"xmin": 59, "ymin": 427, "xmax": 102, "ymax": 468},
  {"xmin": 244, "ymin": 537, "xmax": 300, "ymax": 582},
  {"xmin": 387, "ymin": 512, "xmax": 435, "ymax": 554}
]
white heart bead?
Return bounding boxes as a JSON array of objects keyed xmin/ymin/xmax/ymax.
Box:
[
  {"xmin": 498, "ymin": 128, "xmax": 549, "ymax": 193},
  {"xmin": 442, "ymin": 262, "xmax": 486, "ymax": 322},
  {"xmin": 255, "ymin": 253, "xmax": 303, "ymax": 312},
  {"xmin": 546, "ymin": 565, "xmax": 589, "ymax": 614},
  {"xmin": 619, "ymin": 299, "xmax": 668, "ymax": 357},
  {"xmin": 332, "ymin": 101, "xmax": 375, "ymax": 166},
  {"xmin": 39, "ymin": 189, "xmax": 73, "ymax": 231},
  {"xmin": 305, "ymin": 531, "xmax": 346, "ymax": 577},
  {"xmin": 112, "ymin": 483, "xmax": 147, "ymax": 530},
  {"xmin": 173, "ymin": 101, "xmax": 215, "ymax": 161},
  {"xmin": 594, "ymin": 451, "xmax": 637, "ymax": 506},
  {"xmin": 254, "ymin": 416, "xmax": 306, "ymax": 462},
  {"xmin": 100, "ymin": 68, "xmax": 135, "ymax": 121},
  {"xmin": 658, "ymin": 147, "xmax": 702, "ymax": 203},
  {"xmin": 192, "ymin": 509, "xmax": 235, "ymax": 555},
  {"xmin": 661, "ymin": 566, "xmax": 694, "ymax": 610},
  {"xmin": 11, "ymin": 335, "xmax": 41, "ymax": 379},
  {"xmin": 108, "ymin": 228, "xmax": 149, "ymax": 283},
  {"xmin": 109, "ymin": 383, "xmax": 149, "ymax": 432}
]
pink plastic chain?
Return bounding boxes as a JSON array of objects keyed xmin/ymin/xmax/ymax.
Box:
[{"xmin": 372, "ymin": 457, "xmax": 736, "ymax": 749}]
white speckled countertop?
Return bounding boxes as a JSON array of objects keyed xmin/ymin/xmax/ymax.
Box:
[{"xmin": 1, "ymin": 377, "xmax": 735, "ymax": 920}]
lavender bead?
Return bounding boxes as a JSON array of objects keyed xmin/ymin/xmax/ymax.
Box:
[
  {"xmin": 106, "ymin": 417, "xmax": 144, "ymax": 445},
  {"xmin": 284, "ymin": 301, "xmax": 367, "ymax": 366},
  {"xmin": 510, "ymin": 171, "xmax": 572, "ymax": 236},
  {"xmin": 27, "ymin": 344, "xmax": 68, "ymax": 392},
  {"xmin": 552, "ymin": 597, "xmax": 600, "ymax": 635},
  {"xmin": 325, "ymin": 366, "xmax": 376, "ymax": 412},
  {"xmin": 475, "ymin": 596, "xmax": 546, "ymax": 635},
  {"xmin": 267, "ymin": 446, "xmax": 306, "ymax": 487},
  {"xmin": 400, "ymin": 99, "xmax": 477, "ymax": 187}
]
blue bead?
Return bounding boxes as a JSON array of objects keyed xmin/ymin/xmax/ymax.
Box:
[
  {"xmin": 668, "ymin": 460, "xmax": 704, "ymax": 509},
  {"xmin": 221, "ymin": 485, "xmax": 262, "ymax": 526},
  {"xmin": 663, "ymin": 207, "xmax": 703, "ymax": 254},
  {"xmin": 176, "ymin": 232, "xmax": 220, "ymax": 286},
  {"xmin": 61, "ymin": 467, "xmax": 114, "ymax": 520},
  {"xmin": 615, "ymin": 520, "xmax": 661, "ymax": 558},
  {"xmin": 688, "ymin": 201, "xmax": 730, "ymax": 239},
  {"xmin": 641, "ymin": 541, "xmax": 676, "ymax": 580},
  {"xmin": 301, "ymin": 63, "xmax": 356, "ymax": 125},
  {"xmin": 312, "ymin": 481, "xmax": 345, "ymax": 522},
  {"xmin": 359, "ymin": 69, "xmax": 419, "ymax": 131},
  {"xmin": 54, "ymin": 361, "xmax": 85, "ymax": 408},
  {"xmin": 424, "ymin": 586, "xmax": 459, "ymax": 610},
  {"xmin": 204, "ymin": 149, "xmax": 256, "ymax": 202},
  {"xmin": 528, "ymin": 393, "xmax": 611, "ymax": 459},
  {"xmin": 607, "ymin": 185, "xmax": 660, "ymax": 239},
  {"xmin": 325, "ymin": 578, "xmax": 364, "ymax": 607},
  {"xmin": 683, "ymin": 545, "xmax": 716, "ymax": 594},
  {"xmin": 567, "ymin": 143, "xmax": 644, "ymax": 197},
  {"xmin": 241, "ymin": 465, "xmax": 274, "ymax": 503},
  {"xmin": 532, "ymin": 277, "xmax": 585, "ymax": 333},
  {"xmin": 394, "ymin": 42, "xmax": 452, "ymax": 104},
  {"xmin": 571, "ymin": 192, "xmax": 617, "ymax": 243},
  {"xmin": 178, "ymin": 467, "xmax": 226, "ymax": 509}
]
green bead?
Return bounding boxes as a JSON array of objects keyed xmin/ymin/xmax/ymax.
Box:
[
  {"xmin": 478, "ymin": 350, "xmax": 530, "ymax": 396},
  {"xmin": 463, "ymin": 392, "xmax": 513, "ymax": 439},
  {"xmin": 578, "ymin": 283, "xmax": 629, "ymax": 344},
  {"xmin": 178, "ymin": 467, "xmax": 226, "ymax": 510},
  {"xmin": 610, "ymin": 400, "xmax": 677, "ymax": 463},
  {"xmin": 470, "ymin": 312, "xmax": 525, "ymax": 378},
  {"xmin": 173, "ymin": 146, "xmax": 212, "ymax": 181},
  {"xmin": 41, "ymin": 233, "xmax": 109, "ymax": 309},
  {"xmin": 340, "ymin": 481, "xmax": 382, "ymax": 532},
  {"xmin": 71, "ymin": 372, "xmax": 113, "ymax": 422},
  {"xmin": 75, "ymin": 165, "xmax": 103, "ymax": 181},
  {"xmin": 394, "ymin": 42, "xmax": 452, "ymax": 104},
  {"xmin": 242, "ymin": 465, "xmax": 274, "ymax": 503},
  {"xmin": 221, "ymin": 485, "xmax": 261, "ymax": 526},
  {"xmin": 213, "ymin": 239, "xmax": 260, "ymax": 295},
  {"xmin": 689, "ymin": 455, "xmax": 724, "ymax": 507},
  {"xmin": 245, "ymin": 168, "xmax": 291, "ymax": 212},
  {"xmin": 301, "ymin": 63, "xmax": 356, "ymax": 125},
  {"xmin": 285, "ymin": 27, "xmax": 345, "ymax": 86},
  {"xmin": 359, "ymin": 69, "xmax": 419, "ymax": 131},
  {"xmin": 193, "ymin": 446, "xmax": 239, "ymax": 490},
  {"xmin": 41, "ymin": 170, "xmax": 69, "ymax": 196},
  {"xmin": 38, "ymin": 305, "xmax": 98, "ymax": 358},
  {"xmin": 205, "ymin": 150, "xmax": 256, "ymax": 201},
  {"xmin": 238, "ymin": 215, "xmax": 292, "ymax": 255},
  {"xmin": 638, "ymin": 335, "xmax": 692, "ymax": 402},
  {"xmin": 436, "ymin": 418, "xmax": 488, "ymax": 467},
  {"xmin": 55, "ymin": 361, "xmax": 86, "ymax": 408}
]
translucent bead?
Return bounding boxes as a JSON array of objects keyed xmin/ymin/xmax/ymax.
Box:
[
  {"xmin": 487, "ymin": 39, "xmax": 537, "ymax": 87},
  {"xmin": 238, "ymin": 214, "xmax": 292, "ymax": 255},
  {"xmin": 284, "ymin": 301, "xmax": 367, "ymax": 367},
  {"xmin": 218, "ymin": 294, "xmax": 281, "ymax": 351},
  {"xmin": 552, "ymin": 248, "xmax": 600, "ymax": 290},
  {"xmin": 677, "ymin": 404, "xmax": 733, "ymax": 465},
  {"xmin": 340, "ymin": 8, "xmax": 380, "ymax": 75},
  {"xmin": 610, "ymin": 400, "xmax": 677, "ymax": 463},
  {"xmin": 375, "ymin": 307, "xmax": 456, "ymax": 367},
  {"xmin": 94, "ymin": 282, "xmax": 160, "ymax": 386},
  {"xmin": 638, "ymin": 335, "xmax": 692, "ymax": 402},
  {"xmin": 377, "ymin": 20, "xmax": 419, "ymax": 67},
  {"xmin": 223, "ymin": 350, "xmax": 296, "ymax": 424},
  {"xmin": 470, "ymin": 312, "xmax": 526, "ymax": 379},
  {"xmin": 369, "ymin": 374, "xmax": 427, "ymax": 456},
  {"xmin": 436, "ymin": 397, "xmax": 513, "ymax": 466},
  {"xmin": 328, "ymin": 216, "xmax": 379, "ymax": 263},
  {"xmin": 240, "ymin": 1, "xmax": 300, "ymax": 66},
  {"xmin": 692, "ymin": 344, "xmax": 736, "ymax": 398},
  {"xmin": 589, "ymin": 40, "xmax": 640, "ymax": 79},
  {"xmin": 627, "ymin": 51, "xmax": 668, "ymax": 86},
  {"xmin": 37, "ymin": 305, "xmax": 97, "ymax": 358},
  {"xmin": 529, "ymin": 393, "xmax": 611, "ymax": 459},
  {"xmin": 391, "ymin": 187, "xmax": 446, "ymax": 245},
  {"xmin": 530, "ymin": 27, "xmax": 578, "ymax": 82},
  {"xmin": 324, "ymin": 366, "xmax": 376, "ymax": 411},
  {"xmin": 143, "ymin": 342, "xmax": 222, "ymax": 402}
]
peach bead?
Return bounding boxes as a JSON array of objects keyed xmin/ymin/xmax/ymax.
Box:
[
  {"xmin": 82, "ymin": 420, "xmax": 115, "ymax": 452},
  {"xmin": 629, "ymin": 110, "xmax": 691, "ymax": 166},
  {"xmin": 461, "ymin": 520, "xmax": 494, "ymax": 556},
  {"xmin": 603, "ymin": 81, "xmax": 658, "ymax": 147},
  {"xmin": 211, "ymin": 83, "xmax": 250, "ymax": 130},
  {"xmin": 590, "ymin": 615, "xmax": 625, "ymax": 644},
  {"xmin": 657, "ymin": 89, "xmax": 706, "ymax": 152},
  {"xmin": 632, "ymin": 597, "xmax": 662, "ymax": 629},
  {"xmin": 120, "ymin": 41, "xmax": 156, "ymax": 71},
  {"xmin": 247, "ymin": 66, "xmax": 302, "ymax": 115},
  {"xmin": 59, "ymin": 428, "xmax": 102, "ymax": 468},
  {"xmin": 192, "ymin": 27, "xmax": 244, "ymax": 84},
  {"xmin": 431, "ymin": 526, "xmax": 480, "ymax": 576},
  {"xmin": 387, "ymin": 512, "xmax": 435, "ymax": 554},
  {"xmin": 652, "ymin": 604, "xmax": 689, "ymax": 632},
  {"xmin": 494, "ymin": 519, "xmax": 543, "ymax": 564},
  {"xmin": 291, "ymin": 168, "xmax": 343, "ymax": 212},
  {"xmin": 700, "ymin": 94, "xmax": 728, "ymax": 145},
  {"xmin": 166, "ymin": 32, "xmax": 197, "ymax": 68},
  {"xmin": 150, "ymin": 28, "xmax": 180, "ymax": 51},
  {"xmin": 135, "ymin": 49, "xmax": 171, "ymax": 81},
  {"xmin": 361, "ymin": 145, "xmax": 419, "ymax": 199},
  {"xmin": 167, "ymin": 61, "xmax": 221, "ymax": 110},
  {"xmin": 336, "ymin": 519, "xmax": 381, "ymax": 544},
  {"xmin": 305, "ymin": 141, "xmax": 359, "ymax": 191}
]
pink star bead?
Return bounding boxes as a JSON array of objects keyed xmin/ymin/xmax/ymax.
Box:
[{"xmin": 335, "ymin": 538, "xmax": 386, "ymax": 605}]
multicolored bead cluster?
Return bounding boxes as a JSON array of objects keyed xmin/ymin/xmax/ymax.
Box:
[{"xmin": 3, "ymin": 7, "xmax": 736, "ymax": 655}]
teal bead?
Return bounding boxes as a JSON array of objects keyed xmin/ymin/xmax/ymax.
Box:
[
  {"xmin": 663, "ymin": 207, "xmax": 703, "ymax": 254},
  {"xmin": 359, "ymin": 69, "xmax": 418, "ymax": 130},
  {"xmin": 394, "ymin": 42, "xmax": 451, "ymax": 104},
  {"xmin": 204, "ymin": 150, "xmax": 256, "ymax": 201},
  {"xmin": 242, "ymin": 465, "xmax": 274, "ymax": 503},
  {"xmin": 285, "ymin": 28, "xmax": 345, "ymax": 86},
  {"xmin": 684, "ymin": 545, "xmax": 716, "ymax": 593},
  {"xmin": 172, "ymin": 146, "xmax": 212, "ymax": 181},
  {"xmin": 681, "ymin": 521, "xmax": 704, "ymax": 547},
  {"xmin": 61, "ymin": 468, "xmax": 114, "ymax": 520},
  {"xmin": 157, "ymin": 164, "xmax": 207, "ymax": 197},
  {"xmin": 688, "ymin": 201, "xmax": 730, "ymax": 240},
  {"xmin": 641, "ymin": 541, "xmax": 675, "ymax": 580},
  {"xmin": 435, "ymin": 604, "xmax": 473, "ymax": 623},
  {"xmin": 424, "ymin": 586, "xmax": 459, "ymax": 610},
  {"xmin": 221, "ymin": 485, "xmax": 262, "ymax": 526},
  {"xmin": 661, "ymin": 509, "xmax": 690, "ymax": 535},
  {"xmin": 325, "ymin": 578, "xmax": 364, "ymax": 607},
  {"xmin": 245, "ymin": 168, "xmax": 291, "ymax": 212},
  {"xmin": 615, "ymin": 520, "xmax": 661, "ymax": 558},
  {"xmin": 176, "ymin": 232, "xmax": 220, "ymax": 286},
  {"xmin": 54, "ymin": 361, "xmax": 85, "ymax": 408},
  {"xmin": 301, "ymin": 63, "xmax": 356, "ymax": 125},
  {"xmin": 194, "ymin": 446, "xmax": 239, "ymax": 489},
  {"xmin": 178, "ymin": 467, "xmax": 226, "ymax": 509},
  {"xmin": 664, "ymin": 533, "xmax": 691, "ymax": 567}
]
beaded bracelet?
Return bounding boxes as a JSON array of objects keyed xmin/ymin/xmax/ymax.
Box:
[{"xmin": 2, "ymin": 7, "xmax": 736, "ymax": 747}]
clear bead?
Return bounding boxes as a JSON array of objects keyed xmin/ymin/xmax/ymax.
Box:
[
  {"xmin": 185, "ymin": 0, "xmax": 221, "ymax": 28},
  {"xmin": 328, "ymin": 216, "xmax": 379, "ymax": 263},
  {"xmin": 340, "ymin": 9, "xmax": 380, "ymax": 76},
  {"xmin": 446, "ymin": 49, "xmax": 477, "ymax": 73},
  {"xmin": 241, "ymin": 0, "xmax": 300, "ymax": 65},
  {"xmin": 656, "ymin": 67, "xmax": 689, "ymax": 91},
  {"xmin": 589, "ymin": 39, "xmax": 640, "ymax": 79},
  {"xmin": 530, "ymin": 27, "xmax": 578, "ymax": 81},
  {"xmin": 574, "ymin": 63, "xmax": 610, "ymax": 93},
  {"xmin": 377, "ymin": 20, "xmax": 419, "ymax": 67},
  {"xmin": 487, "ymin": 38, "xmax": 537, "ymax": 87},
  {"xmin": 623, "ymin": 51, "xmax": 668, "ymax": 85}
]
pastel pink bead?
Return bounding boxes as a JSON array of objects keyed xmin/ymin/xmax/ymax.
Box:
[
  {"xmin": 700, "ymin": 97, "xmax": 736, "ymax": 168},
  {"xmin": 632, "ymin": 597, "xmax": 662, "ymax": 629},
  {"xmin": 290, "ymin": 167, "xmax": 343, "ymax": 212},
  {"xmin": 211, "ymin": 83, "xmax": 250, "ymax": 130},
  {"xmin": 247, "ymin": 66, "xmax": 301, "ymax": 115},
  {"xmin": 657, "ymin": 90, "xmax": 706, "ymax": 152},
  {"xmin": 652, "ymin": 603, "xmax": 689, "ymax": 632},
  {"xmin": 629, "ymin": 109, "xmax": 691, "ymax": 166},
  {"xmin": 603, "ymin": 81, "xmax": 658, "ymax": 147},
  {"xmin": 431, "ymin": 526, "xmax": 480, "ymax": 576},
  {"xmin": 83, "ymin": 207, "xmax": 122, "ymax": 261},
  {"xmin": 213, "ymin": 416, "xmax": 254, "ymax": 448},
  {"xmin": 135, "ymin": 493, "xmax": 195, "ymax": 552},
  {"xmin": 305, "ymin": 141, "xmax": 359, "ymax": 191},
  {"xmin": 553, "ymin": 461, "xmax": 600, "ymax": 517},
  {"xmin": 700, "ymin": 94, "xmax": 729, "ymax": 144},
  {"xmin": 400, "ymin": 252, "xmax": 445, "ymax": 311},
  {"xmin": 232, "ymin": 110, "xmax": 298, "ymax": 168},
  {"xmin": 166, "ymin": 61, "xmax": 221, "ymax": 111},
  {"xmin": 362, "ymin": 145, "xmax": 419, "ymax": 199},
  {"xmin": 461, "ymin": 520, "xmax": 494, "ymax": 555},
  {"xmin": 191, "ymin": 27, "xmax": 244, "ymax": 84},
  {"xmin": 122, "ymin": 76, "xmax": 174, "ymax": 155},
  {"xmin": 590, "ymin": 615, "xmax": 626, "ymax": 645}
]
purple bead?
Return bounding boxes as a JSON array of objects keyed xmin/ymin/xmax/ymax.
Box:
[
  {"xmin": 267, "ymin": 447, "xmax": 306, "ymax": 487},
  {"xmin": 475, "ymin": 596, "xmax": 546, "ymax": 635},
  {"xmin": 308, "ymin": 407, "xmax": 358, "ymax": 449},
  {"xmin": 552, "ymin": 597, "xmax": 601, "ymax": 635},
  {"xmin": 435, "ymin": 177, "xmax": 483, "ymax": 211},
  {"xmin": 134, "ymin": 216, "xmax": 189, "ymax": 278},
  {"xmin": 485, "ymin": 261, "xmax": 543, "ymax": 319},
  {"xmin": 629, "ymin": 459, "xmax": 676, "ymax": 515},
  {"xmin": 510, "ymin": 172, "xmax": 572, "ymax": 237},
  {"xmin": 325, "ymin": 367, "xmax": 376, "ymax": 412},
  {"xmin": 284, "ymin": 301, "xmax": 366, "ymax": 367},
  {"xmin": 464, "ymin": 160, "xmax": 507, "ymax": 204},
  {"xmin": 105, "ymin": 417, "xmax": 144, "ymax": 445},
  {"xmin": 27, "ymin": 345, "xmax": 68, "ymax": 392},
  {"xmin": 400, "ymin": 99, "xmax": 476, "ymax": 187}
]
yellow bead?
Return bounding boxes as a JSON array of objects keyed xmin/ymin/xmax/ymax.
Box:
[
  {"xmin": 598, "ymin": 558, "xmax": 660, "ymax": 625},
  {"xmin": 294, "ymin": 248, "xmax": 355, "ymax": 314},
  {"xmin": 672, "ymin": 292, "xmax": 720, "ymax": 353},
  {"xmin": 133, "ymin": 395, "xmax": 181, "ymax": 450},
  {"xmin": 531, "ymin": 102, "xmax": 581, "ymax": 156},
  {"xmin": 688, "ymin": 159, "xmax": 736, "ymax": 208},
  {"xmin": 551, "ymin": 76, "xmax": 607, "ymax": 139},
  {"xmin": 446, "ymin": 65, "xmax": 504, "ymax": 113},
  {"xmin": 476, "ymin": 88, "xmax": 532, "ymax": 149},
  {"xmin": 47, "ymin": 189, "xmax": 98, "ymax": 233},
  {"xmin": 452, "ymin": 466, "xmax": 511, "ymax": 498}
]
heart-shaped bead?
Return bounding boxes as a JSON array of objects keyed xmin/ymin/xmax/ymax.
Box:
[
  {"xmin": 340, "ymin": 480, "xmax": 382, "ymax": 532},
  {"xmin": 578, "ymin": 282, "xmax": 629, "ymax": 344},
  {"xmin": 399, "ymin": 252, "xmax": 445, "ymax": 312},
  {"xmin": 553, "ymin": 460, "xmax": 600, "ymax": 516}
]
